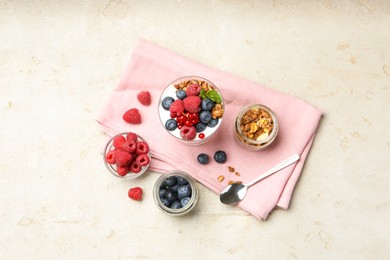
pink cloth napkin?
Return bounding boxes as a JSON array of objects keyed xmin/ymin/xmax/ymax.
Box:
[{"xmin": 97, "ymin": 39, "xmax": 322, "ymax": 220}]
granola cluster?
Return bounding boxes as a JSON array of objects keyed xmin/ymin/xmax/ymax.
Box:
[
  {"xmin": 239, "ymin": 107, "xmax": 274, "ymax": 141},
  {"xmin": 174, "ymin": 79, "xmax": 213, "ymax": 92}
]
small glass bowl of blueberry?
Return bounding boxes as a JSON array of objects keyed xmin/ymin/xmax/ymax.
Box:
[
  {"xmin": 158, "ymin": 76, "xmax": 225, "ymax": 145},
  {"xmin": 153, "ymin": 171, "xmax": 199, "ymax": 216}
]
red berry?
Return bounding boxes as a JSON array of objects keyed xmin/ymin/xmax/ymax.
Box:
[
  {"xmin": 170, "ymin": 112, "xmax": 177, "ymax": 118},
  {"xmin": 121, "ymin": 139, "xmax": 136, "ymax": 153},
  {"xmin": 128, "ymin": 187, "xmax": 143, "ymax": 201},
  {"xmin": 169, "ymin": 99, "xmax": 185, "ymax": 117},
  {"xmin": 183, "ymin": 96, "xmax": 201, "ymax": 113},
  {"xmin": 113, "ymin": 135, "xmax": 126, "ymax": 149},
  {"xmin": 136, "ymin": 154, "xmax": 150, "ymax": 167},
  {"xmin": 105, "ymin": 150, "xmax": 116, "ymax": 164},
  {"xmin": 117, "ymin": 164, "xmax": 129, "ymax": 176},
  {"xmin": 136, "ymin": 141, "xmax": 149, "ymax": 155},
  {"xmin": 123, "ymin": 108, "xmax": 141, "ymax": 124},
  {"xmin": 198, "ymin": 133, "xmax": 205, "ymax": 139},
  {"xmin": 126, "ymin": 132, "xmax": 138, "ymax": 142},
  {"xmin": 115, "ymin": 150, "xmax": 132, "ymax": 166},
  {"xmin": 185, "ymin": 120, "xmax": 192, "ymax": 127},
  {"xmin": 137, "ymin": 91, "xmax": 151, "ymax": 106},
  {"xmin": 180, "ymin": 126, "xmax": 196, "ymax": 141},
  {"xmin": 130, "ymin": 161, "xmax": 141, "ymax": 173},
  {"xmin": 186, "ymin": 84, "xmax": 201, "ymax": 96}
]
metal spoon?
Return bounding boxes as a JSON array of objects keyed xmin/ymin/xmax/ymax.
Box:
[{"xmin": 220, "ymin": 154, "xmax": 300, "ymax": 205}]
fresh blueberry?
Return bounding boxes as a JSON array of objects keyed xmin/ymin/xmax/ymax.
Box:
[
  {"xmin": 165, "ymin": 190, "xmax": 177, "ymax": 203},
  {"xmin": 176, "ymin": 176, "xmax": 189, "ymax": 185},
  {"xmin": 159, "ymin": 188, "xmax": 167, "ymax": 198},
  {"xmin": 197, "ymin": 153, "xmax": 209, "ymax": 165},
  {"xmin": 176, "ymin": 90, "xmax": 187, "ymax": 100},
  {"xmin": 177, "ymin": 185, "xmax": 191, "ymax": 199},
  {"xmin": 161, "ymin": 96, "xmax": 175, "ymax": 110},
  {"xmin": 214, "ymin": 150, "xmax": 227, "ymax": 163},
  {"xmin": 180, "ymin": 197, "xmax": 191, "ymax": 207},
  {"xmin": 207, "ymin": 118, "xmax": 219, "ymax": 128},
  {"xmin": 165, "ymin": 118, "xmax": 178, "ymax": 131},
  {"xmin": 170, "ymin": 201, "xmax": 182, "ymax": 209},
  {"xmin": 199, "ymin": 111, "xmax": 212, "ymax": 124},
  {"xmin": 195, "ymin": 122, "xmax": 207, "ymax": 133},
  {"xmin": 160, "ymin": 198, "xmax": 170, "ymax": 207},
  {"xmin": 164, "ymin": 176, "xmax": 177, "ymax": 186},
  {"xmin": 201, "ymin": 98, "xmax": 215, "ymax": 111},
  {"xmin": 170, "ymin": 183, "xmax": 180, "ymax": 192}
]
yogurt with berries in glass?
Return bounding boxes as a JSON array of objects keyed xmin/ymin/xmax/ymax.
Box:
[{"xmin": 158, "ymin": 76, "xmax": 224, "ymax": 145}]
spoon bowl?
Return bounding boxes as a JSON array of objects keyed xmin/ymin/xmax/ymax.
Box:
[{"xmin": 220, "ymin": 154, "xmax": 300, "ymax": 205}]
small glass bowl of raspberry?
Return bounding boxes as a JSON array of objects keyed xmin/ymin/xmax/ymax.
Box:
[
  {"xmin": 103, "ymin": 132, "xmax": 151, "ymax": 179},
  {"xmin": 234, "ymin": 104, "xmax": 279, "ymax": 151},
  {"xmin": 153, "ymin": 170, "xmax": 199, "ymax": 216},
  {"xmin": 158, "ymin": 76, "xmax": 225, "ymax": 145}
]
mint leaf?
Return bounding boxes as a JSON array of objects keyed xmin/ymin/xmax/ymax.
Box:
[
  {"xmin": 199, "ymin": 89, "xmax": 207, "ymax": 99},
  {"xmin": 205, "ymin": 90, "xmax": 222, "ymax": 103}
]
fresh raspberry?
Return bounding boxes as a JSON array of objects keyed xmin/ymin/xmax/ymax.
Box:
[
  {"xmin": 183, "ymin": 96, "xmax": 201, "ymax": 113},
  {"xmin": 128, "ymin": 187, "xmax": 143, "ymax": 201},
  {"xmin": 121, "ymin": 139, "xmax": 136, "ymax": 153},
  {"xmin": 169, "ymin": 99, "xmax": 185, "ymax": 117},
  {"xmin": 115, "ymin": 150, "xmax": 132, "ymax": 166},
  {"xmin": 117, "ymin": 164, "xmax": 129, "ymax": 176},
  {"xmin": 130, "ymin": 161, "xmax": 142, "ymax": 173},
  {"xmin": 113, "ymin": 135, "xmax": 126, "ymax": 149},
  {"xmin": 186, "ymin": 84, "xmax": 201, "ymax": 96},
  {"xmin": 123, "ymin": 108, "xmax": 141, "ymax": 124},
  {"xmin": 180, "ymin": 125, "xmax": 196, "ymax": 141},
  {"xmin": 136, "ymin": 154, "xmax": 150, "ymax": 167},
  {"xmin": 137, "ymin": 91, "xmax": 151, "ymax": 106},
  {"xmin": 136, "ymin": 141, "xmax": 149, "ymax": 155},
  {"xmin": 126, "ymin": 132, "xmax": 138, "ymax": 142},
  {"xmin": 105, "ymin": 150, "xmax": 116, "ymax": 164}
]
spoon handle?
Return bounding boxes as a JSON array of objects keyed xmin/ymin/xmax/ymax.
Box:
[{"xmin": 246, "ymin": 154, "xmax": 300, "ymax": 187}]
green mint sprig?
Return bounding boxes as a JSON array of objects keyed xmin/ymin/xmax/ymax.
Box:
[{"xmin": 199, "ymin": 89, "xmax": 222, "ymax": 103}]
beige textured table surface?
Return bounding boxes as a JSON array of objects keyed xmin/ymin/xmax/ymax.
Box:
[{"xmin": 1, "ymin": 1, "xmax": 389, "ymax": 259}]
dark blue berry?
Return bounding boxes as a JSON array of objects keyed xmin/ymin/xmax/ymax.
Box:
[
  {"xmin": 161, "ymin": 96, "xmax": 175, "ymax": 110},
  {"xmin": 164, "ymin": 176, "xmax": 177, "ymax": 186},
  {"xmin": 170, "ymin": 201, "xmax": 182, "ymax": 209},
  {"xmin": 180, "ymin": 197, "xmax": 191, "ymax": 207},
  {"xmin": 165, "ymin": 190, "xmax": 177, "ymax": 203},
  {"xmin": 199, "ymin": 111, "xmax": 212, "ymax": 124},
  {"xmin": 207, "ymin": 118, "xmax": 219, "ymax": 128},
  {"xmin": 214, "ymin": 150, "xmax": 227, "ymax": 163},
  {"xmin": 197, "ymin": 153, "xmax": 209, "ymax": 165},
  {"xmin": 177, "ymin": 185, "xmax": 191, "ymax": 199},
  {"xmin": 201, "ymin": 98, "xmax": 215, "ymax": 111},
  {"xmin": 160, "ymin": 198, "xmax": 170, "ymax": 207},
  {"xmin": 159, "ymin": 188, "xmax": 167, "ymax": 198},
  {"xmin": 176, "ymin": 176, "xmax": 189, "ymax": 185},
  {"xmin": 176, "ymin": 90, "xmax": 187, "ymax": 100},
  {"xmin": 195, "ymin": 122, "xmax": 207, "ymax": 133},
  {"xmin": 165, "ymin": 118, "xmax": 178, "ymax": 131},
  {"xmin": 170, "ymin": 183, "xmax": 180, "ymax": 192}
]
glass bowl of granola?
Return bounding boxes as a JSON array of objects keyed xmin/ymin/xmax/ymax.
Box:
[
  {"xmin": 234, "ymin": 104, "xmax": 278, "ymax": 151},
  {"xmin": 103, "ymin": 132, "xmax": 151, "ymax": 179},
  {"xmin": 158, "ymin": 76, "xmax": 224, "ymax": 145}
]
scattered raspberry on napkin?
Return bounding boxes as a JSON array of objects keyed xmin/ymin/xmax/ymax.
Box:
[{"xmin": 97, "ymin": 39, "xmax": 322, "ymax": 220}]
